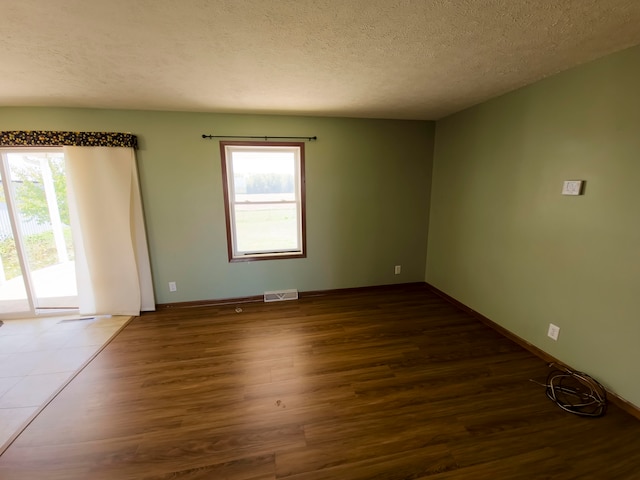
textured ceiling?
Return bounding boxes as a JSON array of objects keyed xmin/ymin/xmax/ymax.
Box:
[{"xmin": 2, "ymin": 0, "xmax": 640, "ymax": 120}]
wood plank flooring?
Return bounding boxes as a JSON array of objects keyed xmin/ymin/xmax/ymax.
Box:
[{"xmin": 0, "ymin": 284, "xmax": 639, "ymax": 479}]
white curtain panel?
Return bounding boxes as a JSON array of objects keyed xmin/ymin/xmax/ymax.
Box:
[{"xmin": 64, "ymin": 146, "xmax": 155, "ymax": 315}]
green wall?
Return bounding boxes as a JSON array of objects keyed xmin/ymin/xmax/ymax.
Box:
[
  {"xmin": 0, "ymin": 108, "xmax": 434, "ymax": 304},
  {"xmin": 427, "ymin": 45, "xmax": 640, "ymax": 407}
]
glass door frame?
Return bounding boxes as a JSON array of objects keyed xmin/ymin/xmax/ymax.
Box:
[{"xmin": 0, "ymin": 147, "xmax": 76, "ymax": 319}]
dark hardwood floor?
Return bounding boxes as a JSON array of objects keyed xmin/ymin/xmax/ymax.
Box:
[{"xmin": 1, "ymin": 284, "xmax": 639, "ymax": 479}]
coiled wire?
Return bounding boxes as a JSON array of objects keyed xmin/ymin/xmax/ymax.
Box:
[{"xmin": 533, "ymin": 363, "xmax": 607, "ymax": 417}]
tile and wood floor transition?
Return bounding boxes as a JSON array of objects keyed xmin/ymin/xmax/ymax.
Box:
[
  {"xmin": 0, "ymin": 284, "xmax": 639, "ymax": 479},
  {"xmin": 0, "ymin": 314, "xmax": 131, "ymax": 450}
]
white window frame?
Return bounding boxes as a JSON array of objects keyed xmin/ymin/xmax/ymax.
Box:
[{"xmin": 220, "ymin": 141, "xmax": 306, "ymax": 262}]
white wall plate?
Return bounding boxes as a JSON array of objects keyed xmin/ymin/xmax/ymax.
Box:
[{"xmin": 562, "ymin": 180, "xmax": 583, "ymax": 195}]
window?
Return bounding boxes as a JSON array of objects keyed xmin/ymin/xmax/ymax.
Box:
[{"xmin": 220, "ymin": 142, "xmax": 306, "ymax": 261}]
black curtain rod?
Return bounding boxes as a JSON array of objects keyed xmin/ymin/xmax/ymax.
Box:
[{"xmin": 202, "ymin": 134, "xmax": 317, "ymax": 141}]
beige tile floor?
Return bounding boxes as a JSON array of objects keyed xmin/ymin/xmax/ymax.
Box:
[{"xmin": 0, "ymin": 314, "xmax": 131, "ymax": 451}]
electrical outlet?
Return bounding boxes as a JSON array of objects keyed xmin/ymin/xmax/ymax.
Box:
[
  {"xmin": 547, "ymin": 323, "xmax": 560, "ymax": 341},
  {"xmin": 169, "ymin": 281, "xmax": 177, "ymax": 292},
  {"xmin": 394, "ymin": 265, "xmax": 401, "ymax": 275}
]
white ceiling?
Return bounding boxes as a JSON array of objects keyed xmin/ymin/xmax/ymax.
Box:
[{"xmin": 2, "ymin": 0, "xmax": 640, "ymax": 120}]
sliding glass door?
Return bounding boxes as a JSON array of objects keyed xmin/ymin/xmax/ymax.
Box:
[{"xmin": 0, "ymin": 149, "xmax": 78, "ymax": 318}]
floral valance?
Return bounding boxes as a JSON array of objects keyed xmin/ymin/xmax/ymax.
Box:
[{"xmin": 0, "ymin": 131, "xmax": 137, "ymax": 149}]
